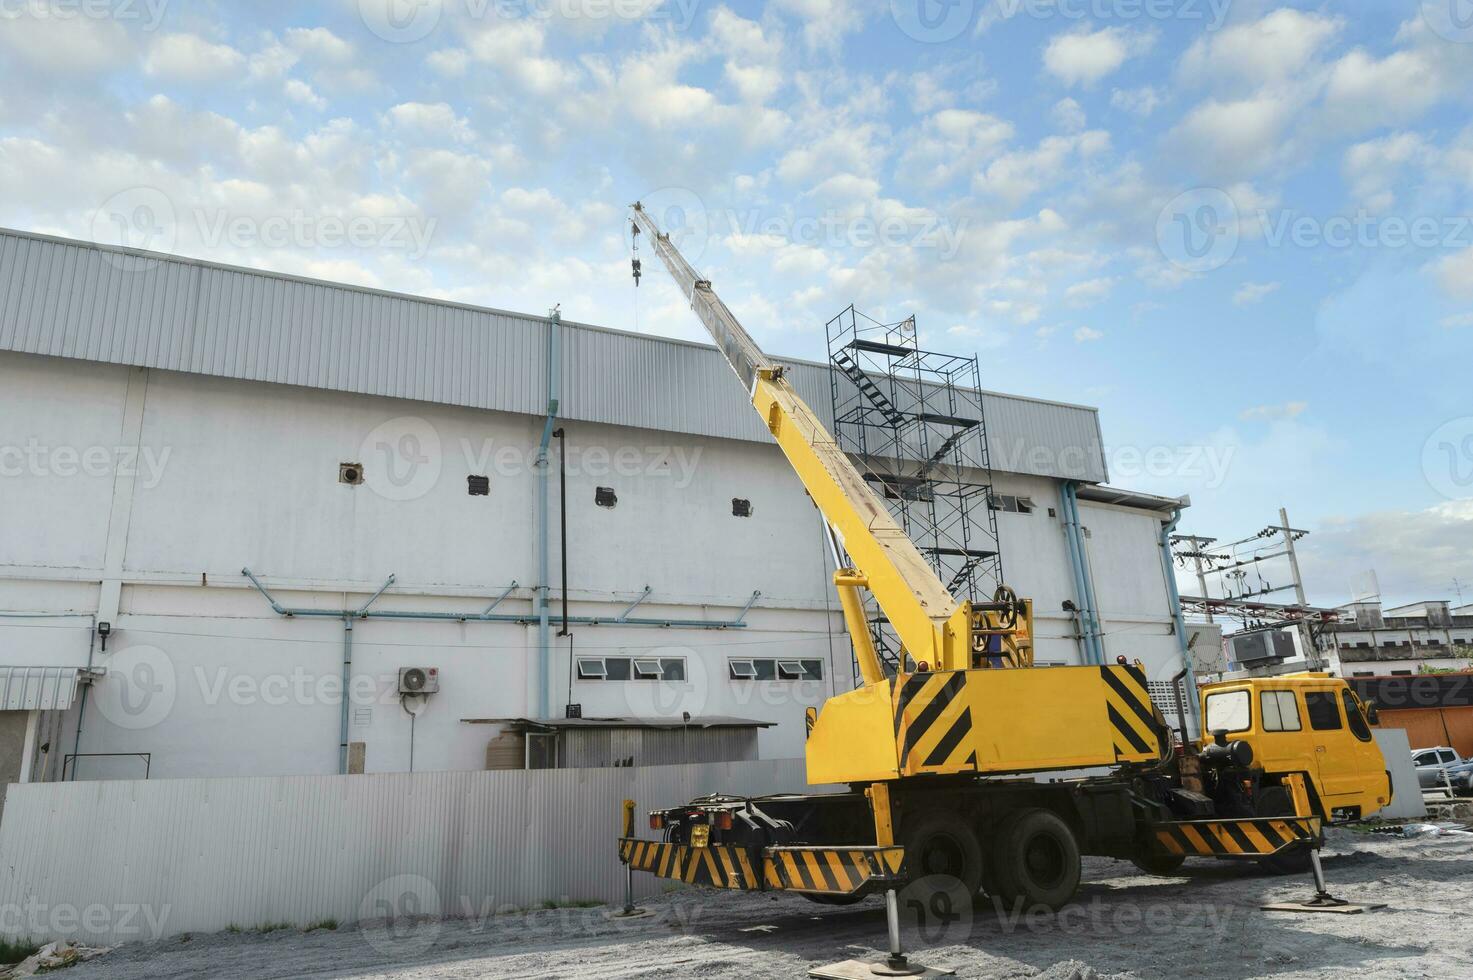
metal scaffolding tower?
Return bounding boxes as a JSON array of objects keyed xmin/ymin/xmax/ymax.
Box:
[{"xmin": 826, "ymin": 305, "xmax": 1004, "ymax": 676}]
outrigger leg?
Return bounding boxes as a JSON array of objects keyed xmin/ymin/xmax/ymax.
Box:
[{"xmin": 1261, "ymin": 845, "xmax": 1386, "ymax": 915}]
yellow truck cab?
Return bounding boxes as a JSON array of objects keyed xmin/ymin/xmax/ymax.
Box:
[{"xmin": 1199, "ymin": 672, "xmax": 1391, "ymax": 822}]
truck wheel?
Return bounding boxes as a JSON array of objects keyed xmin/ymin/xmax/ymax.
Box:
[
  {"xmin": 1130, "ymin": 853, "xmax": 1186, "ymax": 877},
  {"xmin": 800, "ymin": 893, "xmax": 864, "ymax": 907},
  {"xmin": 990, "ymin": 808, "xmax": 1081, "ymax": 912},
  {"xmin": 1256, "ymin": 787, "xmax": 1313, "ymax": 876},
  {"xmin": 903, "ymin": 812, "xmax": 984, "ymax": 898}
]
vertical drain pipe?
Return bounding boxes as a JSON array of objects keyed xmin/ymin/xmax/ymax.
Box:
[
  {"xmin": 1059, "ymin": 483, "xmax": 1093, "ymax": 665},
  {"xmin": 536, "ymin": 306, "xmax": 562, "ymax": 719},
  {"xmin": 1060, "ymin": 483, "xmax": 1102, "ymax": 664},
  {"xmin": 1070, "ymin": 484, "xmax": 1106, "ymax": 664},
  {"xmin": 339, "ymin": 617, "xmax": 353, "ymax": 774}
]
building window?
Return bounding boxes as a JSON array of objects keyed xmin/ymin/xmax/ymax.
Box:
[
  {"xmin": 989, "ymin": 494, "xmax": 1034, "ymax": 515},
  {"xmin": 595, "ymin": 487, "xmax": 618, "ymax": 508},
  {"xmin": 577, "ymin": 656, "xmax": 685, "ymax": 681},
  {"xmin": 732, "ymin": 498, "xmax": 752, "ymax": 517},
  {"xmin": 467, "ymin": 475, "xmax": 490, "ymax": 496},
  {"xmin": 728, "ymin": 658, "xmax": 823, "ymax": 681}
]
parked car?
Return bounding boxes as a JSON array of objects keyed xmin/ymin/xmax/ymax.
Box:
[{"xmin": 1411, "ymin": 746, "xmax": 1471, "ymax": 792}]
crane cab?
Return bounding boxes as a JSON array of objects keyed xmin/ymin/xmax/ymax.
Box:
[{"xmin": 1199, "ymin": 673, "xmax": 1390, "ymax": 821}]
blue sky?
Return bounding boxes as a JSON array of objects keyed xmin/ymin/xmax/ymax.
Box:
[{"xmin": 1, "ymin": 0, "xmax": 1471, "ymax": 608}]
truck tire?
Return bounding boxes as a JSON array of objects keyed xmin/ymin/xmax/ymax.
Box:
[
  {"xmin": 1256, "ymin": 787, "xmax": 1313, "ymax": 876},
  {"xmin": 902, "ymin": 811, "xmax": 984, "ymax": 898},
  {"xmin": 990, "ymin": 808, "xmax": 1081, "ymax": 911}
]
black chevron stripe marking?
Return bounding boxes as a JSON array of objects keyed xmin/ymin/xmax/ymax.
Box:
[
  {"xmin": 901, "ymin": 672, "xmax": 966, "ymax": 763},
  {"xmin": 922, "ymin": 708, "xmax": 973, "ymax": 768},
  {"xmin": 1107, "ymin": 703, "xmax": 1151, "ymax": 754}
]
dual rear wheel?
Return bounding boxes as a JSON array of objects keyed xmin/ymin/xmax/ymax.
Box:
[{"xmin": 903, "ymin": 808, "xmax": 1082, "ymax": 912}]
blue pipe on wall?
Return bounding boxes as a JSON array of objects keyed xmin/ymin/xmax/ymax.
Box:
[
  {"xmin": 1058, "ymin": 483, "xmax": 1094, "ymax": 664},
  {"xmin": 1070, "ymin": 484, "xmax": 1107, "ymax": 664},
  {"xmin": 1060, "ymin": 483, "xmax": 1104, "ymax": 664}
]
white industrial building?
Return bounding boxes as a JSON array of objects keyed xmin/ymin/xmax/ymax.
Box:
[
  {"xmin": 0, "ymin": 228, "xmax": 1198, "ymax": 790},
  {"xmin": 1326, "ymin": 600, "xmax": 1473, "ymax": 677}
]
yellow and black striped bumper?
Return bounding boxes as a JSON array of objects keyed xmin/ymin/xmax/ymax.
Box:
[
  {"xmin": 1151, "ymin": 817, "xmax": 1321, "ymax": 858},
  {"xmin": 618, "ymin": 839, "xmax": 905, "ymax": 896}
]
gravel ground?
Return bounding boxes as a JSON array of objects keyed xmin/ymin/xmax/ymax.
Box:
[{"xmin": 56, "ymin": 829, "xmax": 1473, "ymax": 980}]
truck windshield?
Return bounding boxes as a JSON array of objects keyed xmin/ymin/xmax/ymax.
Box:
[{"xmin": 1205, "ymin": 690, "xmax": 1251, "ymax": 733}]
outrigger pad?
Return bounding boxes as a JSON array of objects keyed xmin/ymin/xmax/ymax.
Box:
[
  {"xmin": 1261, "ymin": 900, "xmax": 1386, "ymax": 915},
  {"xmin": 810, "ymin": 959, "xmax": 956, "ymax": 979}
]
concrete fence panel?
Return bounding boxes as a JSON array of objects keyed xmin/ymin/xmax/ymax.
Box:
[{"xmin": 0, "ymin": 760, "xmax": 824, "ymax": 946}]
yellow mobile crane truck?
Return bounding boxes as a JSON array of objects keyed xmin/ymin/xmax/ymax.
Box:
[{"xmin": 617, "ymin": 203, "xmax": 1391, "ymax": 962}]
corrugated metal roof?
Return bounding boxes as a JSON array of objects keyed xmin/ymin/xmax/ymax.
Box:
[{"xmin": 0, "ymin": 227, "xmax": 1107, "ymax": 482}]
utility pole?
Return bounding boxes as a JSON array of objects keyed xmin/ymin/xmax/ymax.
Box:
[
  {"xmin": 1278, "ymin": 507, "xmax": 1318, "ymax": 670},
  {"xmin": 1172, "ymin": 535, "xmax": 1219, "ymax": 623}
]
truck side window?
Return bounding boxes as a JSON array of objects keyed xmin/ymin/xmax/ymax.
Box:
[
  {"xmin": 1260, "ymin": 690, "xmax": 1302, "ymax": 732},
  {"xmin": 1304, "ymin": 691, "xmax": 1342, "ymax": 731},
  {"xmin": 1340, "ymin": 690, "xmax": 1372, "ymax": 742}
]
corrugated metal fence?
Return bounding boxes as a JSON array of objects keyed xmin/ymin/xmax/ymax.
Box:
[{"xmin": 0, "ymin": 760, "xmax": 822, "ymax": 946}]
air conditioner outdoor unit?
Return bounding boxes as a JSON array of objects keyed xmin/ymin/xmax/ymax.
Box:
[{"xmin": 399, "ymin": 666, "xmax": 440, "ymax": 695}]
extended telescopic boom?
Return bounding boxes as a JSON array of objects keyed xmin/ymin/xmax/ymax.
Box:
[{"xmin": 630, "ymin": 202, "xmax": 974, "ymax": 678}]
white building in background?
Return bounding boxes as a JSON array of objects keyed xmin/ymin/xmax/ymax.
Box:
[
  {"xmin": 0, "ymin": 228, "xmax": 1196, "ymax": 788},
  {"xmin": 1326, "ymin": 599, "xmax": 1473, "ymax": 677}
]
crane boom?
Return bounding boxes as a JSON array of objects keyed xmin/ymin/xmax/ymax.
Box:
[{"xmin": 631, "ymin": 202, "xmax": 971, "ymax": 674}]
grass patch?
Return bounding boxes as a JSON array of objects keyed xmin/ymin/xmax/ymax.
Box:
[
  {"xmin": 305, "ymin": 919, "xmax": 339, "ymax": 932},
  {"xmin": 226, "ymin": 925, "xmax": 242, "ymax": 934},
  {"xmin": 253, "ymin": 922, "xmax": 295, "ymax": 934},
  {"xmin": 0, "ymin": 939, "xmax": 39, "ymax": 966},
  {"xmin": 540, "ymin": 899, "xmax": 604, "ymax": 910}
]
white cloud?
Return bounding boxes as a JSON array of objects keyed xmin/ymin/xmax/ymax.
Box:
[
  {"xmin": 1436, "ymin": 248, "xmax": 1473, "ymax": 301},
  {"xmin": 972, "ymin": 130, "xmax": 1109, "ymax": 206},
  {"xmin": 404, "ymin": 149, "xmax": 493, "ymax": 216},
  {"xmin": 1240, "ymin": 401, "xmax": 1306, "ymax": 422},
  {"xmin": 1065, "ymin": 277, "xmax": 1115, "ymax": 307},
  {"xmin": 1043, "ymin": 27, "xmax": 1154, "ymax": 88},
  {"xmin": 284, "ymin": 27, "xmax": 354, "ymax": 65},
  {"xmin": 0, "ymin": 12, "xmax": 133, "ymax": 74},
  {"xmin": 284, "ymin": 80, "xmax": 326, "ymax": 111},
  {"xmin": 427, "ymin": 48, "xmax": 470, "ymax": 76},
  {"xmin": 1441, "ymin": 312, "xmax": 1473, "ymax": 329},
  {"xmin": 1303, "ymin": 501, "xmax": 1473, "ymax": 607},
  {"xmin": 772, "ymin": 0, "xmax": 866, "ymax": 53},
  {"xmin": 1323, "ymin": 48, "xmax": 1440, "ymax": 132},
  {"xmin": 1168, "ymin": 93, "xmax": 1297, "ymax": 180},
  {"xmin": 1179, "ymin": 9, "xmax": 1341, "ymax": 90},
  {"xmin": 1073, "ymin": 326, "xmax": 1103, "ymax": 342},
  {"xmin": 1343, "ymin": 133, "xmax": 1430, "ymax": 211},
  {"xmin": 383, "ymin": 102, "xmax": 476, "ymax": 143},
  {"xmin": 1052, "ymin": 98, "xmax": 1085, "ymax": 133},
  {"xmin": 1110, "ymin": 86, "xmax": 1161, "ymax": 117},
  {"xmin": 1233, "ymin": 281, "xmax": 1280, "ymax": 306},
  {"xmin": 144, "ymin": 33, "xmax": 245, "ymax": 83}
]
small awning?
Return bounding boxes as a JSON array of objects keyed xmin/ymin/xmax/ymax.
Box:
[
  {"xmin": 0, "ymin": 666, "xmax": 96, "ymax": 711},
  {"xmin": 461, "ymin": 715, "xmax": 776, "ymax": 731}
]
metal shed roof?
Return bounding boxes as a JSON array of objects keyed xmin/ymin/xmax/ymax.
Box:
[{"xmin": 0, "ymin": 227, "xmax": 1108, "ymax": 482}]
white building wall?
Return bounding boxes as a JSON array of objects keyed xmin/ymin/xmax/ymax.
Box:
[{"xmin": 1, "ymin": 349, "xmax": 1190, "ymax": 780}]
